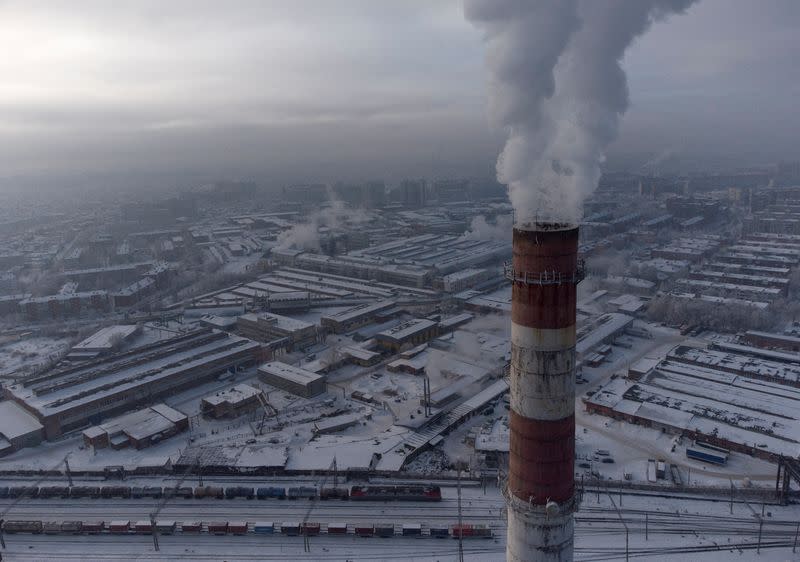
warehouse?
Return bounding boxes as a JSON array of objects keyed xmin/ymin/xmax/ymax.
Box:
[
  {"xmin": 320, "ymin": 300, "xmax": 396, "ymax": 333},
  {"xmin": 743, "ymin": 330, "xmax": 800, "ymax": 352},
  {"xmin": 0, "ymin": 400, "xmax": 44, "ymax": 456},
  {"xmin": 258, "ymin": 361, "xmax": 326, "ymax": 398},
  {"xmin": 4, "ymin": 329, "xmax": 260, "ymax": 439},
  {"xmin": 375, "ymin": 318, "xmax": 438, "ymax": 352},
  {"xmin": 201, "ymin": 384, "xmax": 264, "ymax": 418},
  {"xmin": 82, "ymin": 403, "xmax": 188, "ymax": 450},
  {"xmin": 237, "ymin": 312, "xmax": 317, "ymax": 349}
]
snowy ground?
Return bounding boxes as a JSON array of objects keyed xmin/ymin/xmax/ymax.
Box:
[{"xmin": 0, "ymin": 336, "xmax": 71, "ymax": 380}]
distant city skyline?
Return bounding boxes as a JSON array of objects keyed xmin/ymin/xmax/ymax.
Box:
[{"xmin": 0, "ymin": 0, "xmax": 797, "ymax": 191}]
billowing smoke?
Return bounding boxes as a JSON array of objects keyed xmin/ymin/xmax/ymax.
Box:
[
  {"xmin": 462, "ymin": 213, "xmax": 513, "ymax": 242},
  {"xmin": 465, "ymin": 0, "xmax": 698, "ymax": 224},
  {"xmin": 275, "ymin": 193, "xmax": 371, "ymax": 252}
]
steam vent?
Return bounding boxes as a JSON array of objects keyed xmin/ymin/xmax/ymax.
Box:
[{"xmin": 506, "ymin": 223, "xmax": 583, "ymax": 562}]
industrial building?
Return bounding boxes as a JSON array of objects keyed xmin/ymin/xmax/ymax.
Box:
[
  {"xmin": 201, "ymin": 384, "xmax": 264, "ymax": 418},
  {"xmin": 320, "ymin": 300, "xmax": 396, "ymax": 334},
  {"xmin": 586, "ymin": 344, "xmax": 800, "ymax": 462},
  {"xmin": 4, "ymin": 329, "xmax": 260, "ymax": 439},
  {"xmin": 81, "ymin": 403, "xmax": 188, "ymax": 450},
  {"xmin": 375, "ymin": 318, "xmax": 438, "ymax": 351},
  {"xmin": 258, "ymin": 361, "xmax": 327, "ymax": 398},
  {"xmin": 237, "ymin": 312, "xmax": 317, "ymax": 349},
  {"xmin": 0, "ymin": 400, "xmax": 44, "ymax": 456}
]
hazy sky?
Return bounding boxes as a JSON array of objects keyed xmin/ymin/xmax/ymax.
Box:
[{"xmin": 0, "ymin": 0, "xmax": 797, "ymax": 191}]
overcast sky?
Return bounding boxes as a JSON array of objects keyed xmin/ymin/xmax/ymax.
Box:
[{"xmin": 0, "ymin": 0, "xmax": 797, "ymax": 192}]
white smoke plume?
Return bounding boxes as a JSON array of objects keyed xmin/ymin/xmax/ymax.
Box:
[
  {"xmin": 465, "ymin": 0, "xmax": 698, "ymax": 224},
  {"xmin": 462, "ymin": 213, "xmax": 514, "ymax": 242},
  {"xmin": 275, "ymin": 190, "xmax": 372, "ymax": 251}
]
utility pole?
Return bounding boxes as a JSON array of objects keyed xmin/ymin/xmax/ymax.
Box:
[
  {"xmin": 457, "ymin": 469, "xmax": 464, "ymax": 562},
  {"xmin": 64, "ymin": 455, "xmax": 73, "ymax": 487}
]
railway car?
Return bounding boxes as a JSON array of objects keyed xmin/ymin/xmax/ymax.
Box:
[
  {"xmin": 301, "ymin": 522, "xmax": 321, "ymax": 536},
  {"xmin": 2, "ymin": 520, "xmax": 43, "ymax": 534},
  {"xmin": 180, "ymin": 521, "xmax": 202, "ymax": 533},
  {"xmin": 451, "ymin": 524, "xmax": 492, "ymax": 539},
  {"xmin": 225, "ymin": 486, "xmax": 255, "ymax": 500},
  {"xmin": 0, "ymin": 486, "xmax": 8, "ymax": 498},
  {"xmin": 101, "ymin": 486, "xmax": 132, "ymax": 499},
  {"xmin": 395, "ymin": 485, "xmax": 441, "ymax": 502},
  {"xmin": 429, "ymin": 526, "xmax": 449, "ymax": 538},
  {"xmin": 320, "ymin": 487, "xmax": 349, "ymax": 500},
  {"xmin": 349, "ymin": 485, "xmax": 394, "ymax": 501},
  {"xmin": 163, "ymin": 486, "xmax": 194, "ymax": 499},
  {"xmin": 327, "ymin": 522, "xmax": 348, "ymax": 535},
  {"xmin": 134, "ymin": 520, "xmax": 153, "ymax": 534},
  {"xmin": 229, "ymin": 521, "xmax": 249, "ymax": 535},
  {"xmin": 402, "ymin": 523, "xmax": 422, "ymax": 537},
  {"xmin": 8, "ymin": 486, "xmax": 38, "ymax": 498},
  {"xmin": 156, "ymin": 521, "xmax": 177, "ymax": 534},
  {"xmin": 256, "ymin": 486, "xmax": 286, "ymax": 499},
  {"xmin": 109, "ymin": 520, "xmax": 131, "ymax": 534},
  {"xmin": 70, "ymin": 486, "xmax": 101, "ymax": 499},
  {"xmin": 375, "ymin": 524, "xmax": 395, "ymax": 538},
  {"xmin": 82, "ymin": 521, "xmax": 105, "ymax": 534},
  {"xmin": 254, "ymin": 522, "xmax": 274, "ymax": 534},
  {"xmin": 287, "ymin": 486, "xmax": 317, "ymax": 500},
  {"xmin": 43, "ymin": 521, "xmax": 61, "ymax": 535},
  {"xmin": 61, "ymin": 521, "xmax": 83, "ymax": 534},
  {"xmin": 194, "ymin": 486, "xmax": 224, "ymax": 499},
  {"xmin": 39, "ymin": 486, "xmax": 70, "ymax": 499},
  {"xmin": 207, "ymin": 521, "xmax": 229, "ymax": 535},
  {"xmin": 355, "ymin": 524, "xmax": 375, "ymax": 537},
  {"xmin": 281, "ymin": 522, "xmax": 301, "ymax": 536}
]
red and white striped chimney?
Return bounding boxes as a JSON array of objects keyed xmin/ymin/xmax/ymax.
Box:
[{"xmin": 506, "ymin": 223, "xmax": 582, "ymax": 562}]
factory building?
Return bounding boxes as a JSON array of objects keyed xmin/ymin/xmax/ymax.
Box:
[
  {"xmin": 743, "ymin": 330, "xmax": 800, "ymax": 352},
  {"xmin": 320, "ymin": 300, "xmax": 396, "ymax": 334},
  {"xmin": 0, "ymin": 400, "xmax": 44, "ymax": 457},
  {"xmin": 201, "ymin": 384, "xmax": 264, "ymax": 418},
  {"xmin": 237, "ymin": 312, "xmax": 317, "ymax": 350},
  {"xmin": 4, "ymin": 329, "xmax": 260, "ymax": 439},
  {"xmin": 258, "ymin": 361, "xmax": 327, "ymax": 398},
  {"xmin": 441, "ymin": 268, "xmax": 494, "ymax": 293},
  {"xmin": 375, "ymin": 318, "xmax": 438, "ymax": 352},
  {"xmin": 82, "ymin": 403, "xmax": 188, "ymax": 450}
]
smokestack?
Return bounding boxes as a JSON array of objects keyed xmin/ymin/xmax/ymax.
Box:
[{"xmin": 506, "ymin": 222, "xmax": 583, "ymax": 562}]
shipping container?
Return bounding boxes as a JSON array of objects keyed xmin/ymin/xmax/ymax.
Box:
[
  {"xmin": 180, "ymin": 521, "xmax": 202, "ymax": 533},
  {"xmin": 327, "ymin": 523, "xmax": 348, "ymax": 535},
  {"xmin": 109, "ymin": 520, "xmax": 131, "ymax": 534},
  {"xmin": 280, "ymin": 522, "xmax": 301, "ymax": 536},
  {"xmin": 152, "ymin": 520, "xmax": 175, "ymax": 534},
  {"xmin": 82, "ymin": 521, "xmax": 105, "ymax": 534},
  {"xmin": 254, "ymin": 522, "xmax": 274, "ymax": 534},
  {"xmin": 229, "ymin": 521, "xmax": 248, "ymax": 535},
  {"xmin": 207, "ymin": 521, "xmax": 229, "ymax": 535},
  {"xmin": 355, "ymin": 525, "xmax": 374, "ymax": 537},
  {"xmin": 61, "ymin": 521, "xmax": 83, "ymax": 534}
]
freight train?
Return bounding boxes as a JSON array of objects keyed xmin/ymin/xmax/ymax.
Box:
[
  {"xmin": 1, "ymin": 519, "xmax": 491, "ymax": 539},
  {"xmin": 0, "ymin": 484, "xmax": 442, "ymax": 502}
]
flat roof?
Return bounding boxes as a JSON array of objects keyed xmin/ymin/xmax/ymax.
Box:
[
  {"xmin": 320, "ymin": 300, "xmax": 396, "ymax": 323},
  {"xmin": 377, "ymin": 318, "xmax": 437, "ymax": 342},
  {"xmin": 72, "ymin": 325, "xmax": 138, "ymax": 352},
  {"xmin": 258, "ymin": 361, "xmax": 325, "ymax": 386},
  {"xmin": 0, "ymin": 400, "xmax": 43, "ymax": 440}
]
